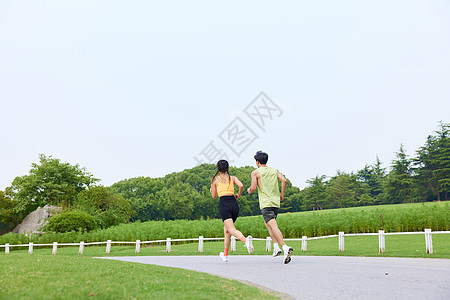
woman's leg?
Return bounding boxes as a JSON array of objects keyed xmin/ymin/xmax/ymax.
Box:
[
  {"xmin": 224, "ymin": 225, "xmax": 231, "ymax": 254},
  {"xmin": 223, "ymin": 218, "xmax": 245, "ymax": 241}
]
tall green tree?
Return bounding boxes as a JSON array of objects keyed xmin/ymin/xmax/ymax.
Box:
[
  {"xmin": 415, "ymin": 135, "xmax": 440, "ymax": 200},
  {"xmin": 434, "ymin": 122, "xmax": 450, "ymax": 200},
  {"xmin": 288, "ymin": 188, "xmax": 304, "ymax": 212},
  {"xmin": 357, "ymin": 156, "xmax": 386, "ymax": 203},
  {"xmin": 302, "ymin": 175, "xmax": 328, "ymax": 210},
  {"xmin": 10, "ymin": 154, "xmax": 98, "ymax": 217},
  {"xmin": 0, "ymin": 189, "xmax": 19, "ymax": 227},
  {"xmin": 327, "ymin": 172, "xmax": 357, "ymax": 208},
  {"xmin": 414, "ymin": 122, "xmax": 450, "ymax": 201},
  {"xmin": 385, "ymin": 144, "xmax": 414, "ymax": 203},
  {"xmin": 282, "ymin": 184, "xmax": 301, "ymax": 213}
]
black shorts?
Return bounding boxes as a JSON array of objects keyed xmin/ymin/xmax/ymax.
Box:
[
  {"xmin": 219, "ymin": 195, "xmax": 239, "ymax": 222},
  {"xmin": 261, "ymin": 207, "xmax": 279, "ymax": 223}
]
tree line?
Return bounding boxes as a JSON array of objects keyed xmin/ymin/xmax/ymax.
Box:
[
  {"xmin": 0, "ymin": 122, "xmax": 448, "ymax": 232},
  {"xmin": 110, "ymin": 122, "xmax": 449, "ymax": 219},
  {"xmin": 300, "ymin": 122, "xmax": 449, "ymax": 210}
]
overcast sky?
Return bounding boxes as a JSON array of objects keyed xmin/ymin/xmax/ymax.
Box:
[{"xmin": 1, "ymin": 1, "xmax": 449, "ymax": 190}]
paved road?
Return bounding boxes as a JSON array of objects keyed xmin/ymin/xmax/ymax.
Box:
[{"xmin": 97, "ymin": 255, "xmax": 450, "ymax": 300}]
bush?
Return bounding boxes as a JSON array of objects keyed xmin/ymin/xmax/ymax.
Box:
[
  {"xmin": 76, "ymin": 186, "xmax": 132, "ymax": 229},
  {"xmin": 45, "ymin": 210, "xmax": 96, "ymax": 233}
]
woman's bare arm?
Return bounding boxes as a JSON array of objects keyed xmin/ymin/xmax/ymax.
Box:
[
  {"xmin": 233, "ymin": 176, "xmax": 244, "ymax": 199},
  {"xmin": 210, "ymin": 179, "xmax": 218, "ymax": 199}
]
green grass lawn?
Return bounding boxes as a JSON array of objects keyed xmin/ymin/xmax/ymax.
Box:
[{"xmin": 0, "ymin": 254, "xmax": 279, "ymax": 300}]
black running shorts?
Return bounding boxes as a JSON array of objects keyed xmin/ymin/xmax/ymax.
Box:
[
  {"xmin": 219, "ymin": 195, "xmax": 239, "ymax": 222},
  {"xmin": 261, "ymin": 207, "xmax": 279, "ymax": 223}
]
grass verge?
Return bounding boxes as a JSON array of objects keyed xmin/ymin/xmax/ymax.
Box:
[{"xmin": 0, "ymin": 254, "xmax": 279, "ymax": 300}]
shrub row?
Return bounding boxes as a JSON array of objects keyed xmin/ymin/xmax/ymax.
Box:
[{"xmin": 0, "ymin": 202, "xmax": 448, "ymax": 245}]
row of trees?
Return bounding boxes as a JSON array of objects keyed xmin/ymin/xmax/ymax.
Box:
[
  {"xmin": 300, "ymin": 122, "xmax": 450, "ymax": 210},
  {"xmin": 0, "ymin": 122, "xmax": 448, "ymax": 232},
  {"xmin": 109, "ymin": 165, "xmax": 300, "ymax": 221}
]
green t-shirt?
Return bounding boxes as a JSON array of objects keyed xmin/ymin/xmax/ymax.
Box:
[{"xmin": 257, "ymin": 167, "xmax": 280, "ymax": 209}]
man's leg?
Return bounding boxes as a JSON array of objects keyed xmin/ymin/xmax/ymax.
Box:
[
  {"xmin": 265, "ymin": 220, "xmax": 282, "ymax": 257},
  {"xmin": 266, "ymin": 218, "xmax": 286, "ymax": 247},
  {"xmin": 266, "ymin": 218, "xmax": 293, "ymax": 264},
  {"xmin": 264, "ymin": 220, "xmax": 278, "ymax": 244}
]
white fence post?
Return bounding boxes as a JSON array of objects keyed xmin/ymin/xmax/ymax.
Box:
[
  {"xmin": 198, "ymin": 236, "xmax": 204, "ymax": 253},
  {"xmin": 105, "ymin": 240, "xmax": 111, "ymax": 254},
  {"xmin": 302, "ymin": 236, "xmax": 307, "ymax": 252},
  {"xmin": 339, "ymin": 232, "xmax": 344, "ymax": 252},
  {"xmin": 378, "ymin": 230, "xmax": 385, "ymax": 253},
  {"xmin": 425, "ymin": 229, "xmax": 433, "ymax": 254},
  {"xmin": 135, "ymin": 240, "xmax": 140, "ymax": 254},
  {"xmin": 79, "ymin": 242, "xmax": 85, "ymax": 255},
  {"xmin": 166, "ymin": 238, "xmax": 171, "ymax": 252},
  {"xmin": 52, "ymin": 242, "xmax": 58, "ymax": 255},
  {"xmin": 266, "ymin": 237, "xmax": 272, "ymax": 252},
  {"xmin": 231, "ymin": 236, "xmax": 236, "ymax": 252},
  {"xmin": 28, "ymin": 242, "xmax": 33, "ymax": 254},
  {"xmin": 5, "ymin": 243, "xmax": 9, "ymax": 254}
]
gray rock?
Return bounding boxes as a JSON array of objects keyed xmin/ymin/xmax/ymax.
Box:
[{"xmin": 13, "ymin": 205, "xmax": 62, "ymax": 234}]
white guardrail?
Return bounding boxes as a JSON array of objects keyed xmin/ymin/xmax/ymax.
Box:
[{"xmin": 0, "ymin": 229, "xmax": 448, "ymax": 255}]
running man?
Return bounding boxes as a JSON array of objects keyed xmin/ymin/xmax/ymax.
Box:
[
  {"xmin": 211, "ymin": 160, "xmax": 254, "ymax": 262},
  {"xmin": 247, "ymin": 151, "xmax": 293, "ymax": 264}
]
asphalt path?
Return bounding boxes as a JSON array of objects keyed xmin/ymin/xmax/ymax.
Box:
[{"xmin": 97, "ymin": 255, "xmax": 450, "ymax": 300}]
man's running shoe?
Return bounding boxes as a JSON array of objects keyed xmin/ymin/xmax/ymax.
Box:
[
  {"xmin": 219, "ymin": 252, "xmax": 228, "ymax": 262},
  {"xmin": 244, "ymin": 236, "xmax": 254, "ymax": 254},
  {"xmin": 273, "ymin": 248, "xmax": 282, "ymax": 257},
  {"xmin": 283, "ymin": 247, "xmax": 293, "ymax": 264}
]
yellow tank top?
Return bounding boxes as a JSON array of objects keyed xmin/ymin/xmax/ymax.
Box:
[{"xmin": 216, "ymin": 176, "xmax": 235, "ymax": 197}]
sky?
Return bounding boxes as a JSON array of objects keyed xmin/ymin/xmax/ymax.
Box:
[{"xmin": 1, "ymin": 1, "xmax": 449, "ymax": 190}]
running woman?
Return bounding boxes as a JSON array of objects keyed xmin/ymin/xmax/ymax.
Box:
[
  {"xmin": 247, "ymin": 151, "xmax": 293, "ymax": 264},
  {"xmin": 211, "ymin": 160, "xmax": 254, "ymax": 262}
]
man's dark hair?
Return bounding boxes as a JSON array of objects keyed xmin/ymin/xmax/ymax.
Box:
[{"xmin": 254, "ymin": 151, "xmax": 268, "ymax": 164}]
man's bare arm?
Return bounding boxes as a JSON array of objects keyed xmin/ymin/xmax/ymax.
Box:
[
  {"xmin": 247, "ymin": 170, "xmax": 258, "ymax": 194},
  {"xmin": 278, "ymin": 170, "xmax": 287, "ymax": 201}
]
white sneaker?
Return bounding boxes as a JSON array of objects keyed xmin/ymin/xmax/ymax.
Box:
[
  {"xmin": 272, "ymin": 248, "xmax": 282, "ymax": 257},
  {"xmin": 219, "ymin": 252, "xmax": 228, "ymax": 262},
  {"xmin": 283, "ymin": 246, "xmax": 293, "ymax": 264},
  {"xmin": 244, "ymin": 236, "xmax": 254, "ymax": 254}
]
